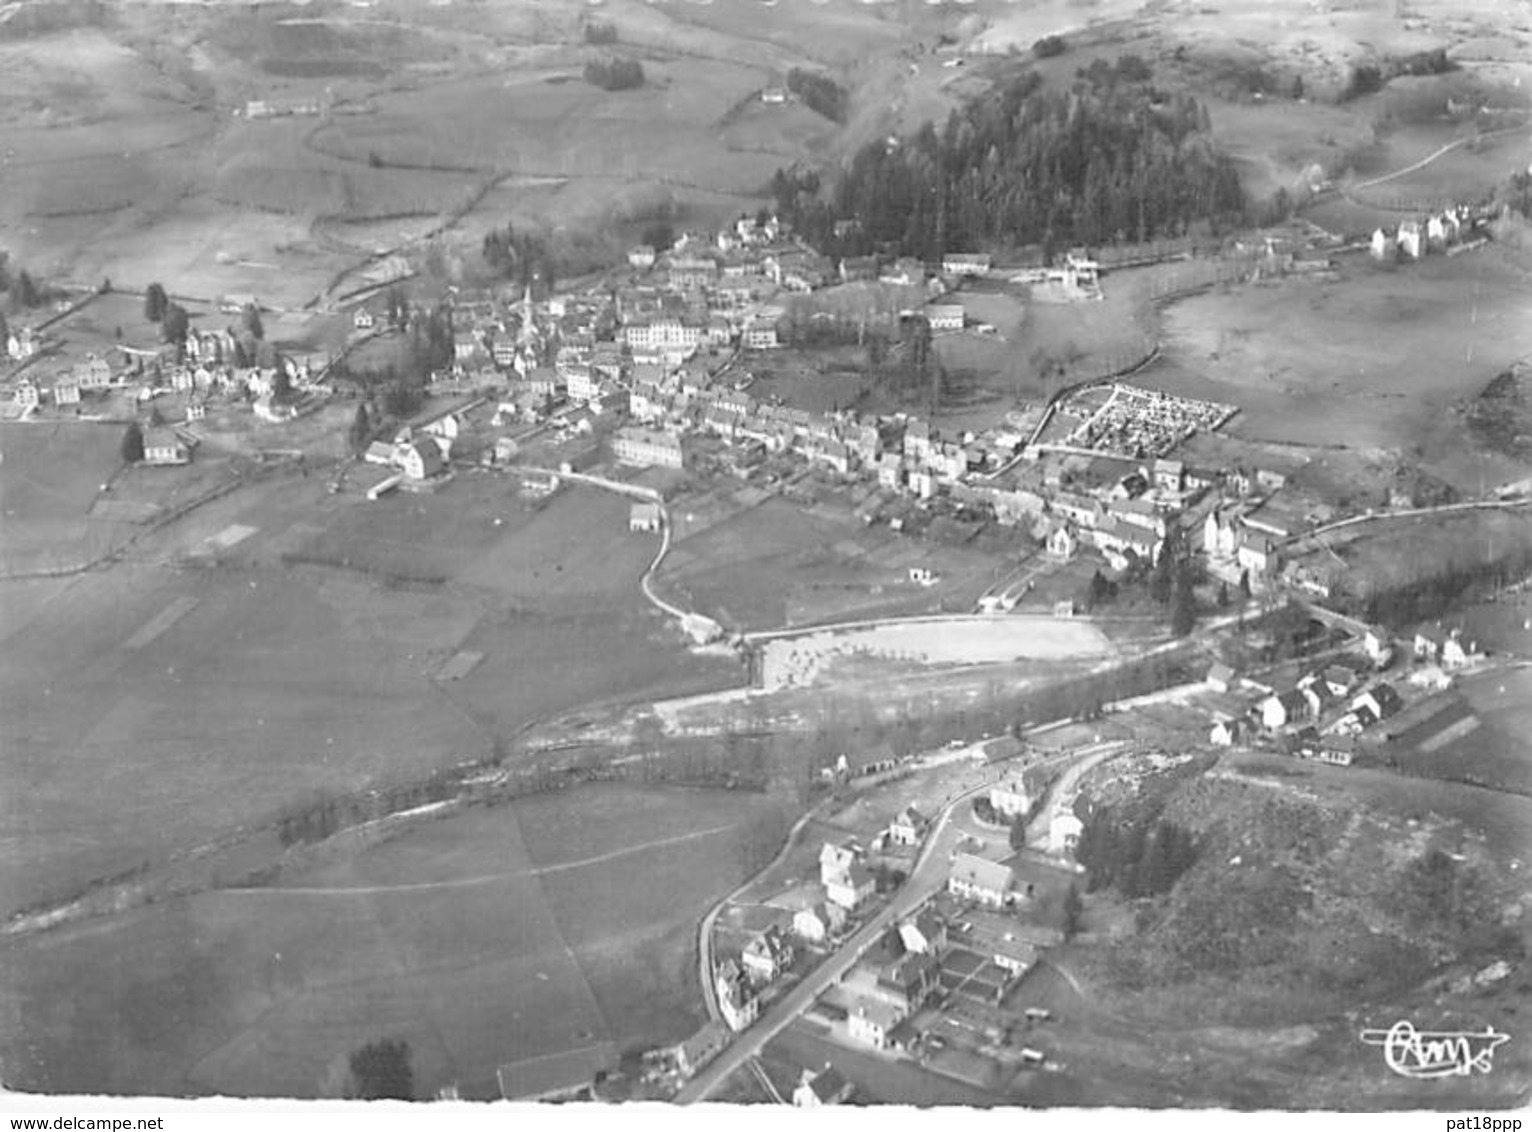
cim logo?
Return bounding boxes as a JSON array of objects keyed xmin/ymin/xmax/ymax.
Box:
[{"xmin": 1360, "ymin": 1021, "xmax": 1510, "ymax": 1079}]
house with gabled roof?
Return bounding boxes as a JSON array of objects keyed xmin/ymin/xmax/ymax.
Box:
[
  {"xmin": 1260, "ymin": 687, "xmax": 1309, "ymax": 730},
  {"xmin": 1351, "ymin": 682, "xmax": 1402, "ymax": 721},
  {"xmin": 826, "ymin": 861, "xmax": 875, "ymax": 910},
  {"xmin": 675, "ymin": 1021, "xmax": 729, "ymax": 1078},
  {"xmin": 793, "ymin": 901, "xmax": 848, "ymax": 945},
  {"xmin": 714, "ymin": 960, "xmax": 759, "ymax": 1032},
  {"xmin": 947, "ymin": 853, "xmax": 1013, "ymax": 908},
  {"xmin": 886, "ymin": 805, "xmax": 929, "ymax": 848},
  {"xmin": 1206, "ymin": 661, "xmax": 1237, "ymax": 693},
  {"xmin": 792, "ymin": 1065, "xmax": 853, "ymax": 1107},
  {"xmin": 819, "ymin": 839, "xmax": 861, "ymax": 886},
  {"xmin": 897, "ymin": 907, "xmax": 948, "ymax": 956},
  {"xmin": 847, "ymin": 997, "xmax": 903, "ymax": 1049},
  {"xmin": 741, "ymin": 924, "xmax": 795, "ymax": 984}
]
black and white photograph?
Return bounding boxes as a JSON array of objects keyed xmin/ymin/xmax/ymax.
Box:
[{"xmin": 0, "ymin": 0, "xmax": 1529, "ymax": 1121}]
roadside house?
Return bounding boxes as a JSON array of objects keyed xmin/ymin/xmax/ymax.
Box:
[
  {"xmin": 885, "ymin": 805, "xmax": 929, "ymax": 847},
  {"xmin": 793, "ymin": 901, "xmax": 847, "ymax": 945},
  {"xmin": 792, "ymin": 1065, "xmax": 853, "ymax": 1107},
  {"xmin": 947, "ymin": 853, "xmax": 1013, "ymax": 908}
]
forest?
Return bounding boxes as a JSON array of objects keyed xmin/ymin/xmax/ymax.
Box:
[{"xmin": 773, "ymin": 57, "xmax": 1245, "ymax": 260}]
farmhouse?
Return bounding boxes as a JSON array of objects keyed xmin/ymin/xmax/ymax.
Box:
[
  {"xmin": 898, "ymin": 907, "xmax": 948, "ymax": 956},
  {"xmin": 1370, "ymin": 228, "xmax": 1396, "ymax": 261},
  {"xmin": 13, "ymin": 379, "xmax": 39, "ymax": 409},
  {"xmin": 947, "ymin": 853, "xmax": 1013, "ymax": 908},
  {"xmin": 400, "ymin": 439, "xmax": 445, "ymax": 481},
  {"xmin": 628, "ymin": 501, "xmax": 663, "ymax": 533},
  {"xmin": 52, "ymin": 378, "xmax": 80, "ymax": 406},
  {"xmin": 1397, "ymin": 220, "xmax": 1424, "ymax": 260},
  {"xmin": 142, "ymin": 429, "xmax": 190, "ymax": 466},
  {"xmin": 628, "ymin": 244, "xmax": 657, "ymax": 269}
]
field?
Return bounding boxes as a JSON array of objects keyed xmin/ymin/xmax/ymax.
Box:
[
  {"xmin": 1385, "ymin": 666, "xmax": 1532, "ymax": 794},
  {"xmin": 0, "ymin": 471, "xmax": 736, "ymax": 913},
  {"xmin": 0, "ymin": 422, "xmax": 141, "ymax": 574},
  {"xmin": 1148, "ymin": 247, "xmax": 1532, "ymax": 489},
  {"xmin": 0, "ymin": 783, "xmax": 792, "ymax": 1098},
  {"xmin": 659, "ymin": 495, "xmax": 1008, "ymax": 632}
]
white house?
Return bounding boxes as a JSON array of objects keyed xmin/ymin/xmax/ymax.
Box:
[
  {"xmin": 847, "ymin": 998, "xmax": 902, "ymax": 1049},
  {"xmin": 1045, "ymin": 522, "xmax": 1078, "ymax": 561},
  {"xmin": 826, "ymin": 861, "xmax": 875, "ymax": 910},
  {"xmin": 926, "ymin": 303, "xmax": 964, "ymax": 332},
  {"xmin": 740, "ymin": 925, "xmax": 794, "ymax": 984},
  {"xmin": 1369, "ymin": 228, "xmax": 1396, "ymax": 261},
  {"xmin": 715, "ymin": 961, "xmax": 759, "ymax": 1032},
  {"xmin": 142, "ymin": 428, "xmax": 190, "ymax": 466},
  {"xmin": 947, "ymin": 853, "xmax": 1013, "ymax": 908},
  {"xmin": 1261, "ymin": 688, "xmax": 1309, "ymax": 730},
  {"xmin": 400, "ymin": 438, "xmax": 445, "ymax": 480},
  {"xmin": 941, "ymin": 252, "xmax": 991, "ymax": 277},
  {"xmin": 1397, "ymin": 220, "xmax": 1424, "ymax": 259},
  {"xmin": 792, "ymin": 1066, "xmax": 852, "ymax": 1107},
  {"xmin": 885, "ymin": 805, "xmax": 928, "ymax": 848},
  {"xmin": 628, "ymin": 501, "xmax": 663, "ymax": 533},
  {"xmin": 989, "ymin": 774, "xmax": 1033, "ymax": 820},
  {"xmin": 792, "ymin": 901, "xmax": 847, "ymax": 945},
  {"xmin": 1050, "ymin": 810, "xmax": 1083, "ymax": 856}
]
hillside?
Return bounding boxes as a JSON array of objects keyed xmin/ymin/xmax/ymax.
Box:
[{"xmin": 1064, "ymin": 750, "xmax": 1531, "ymax": 1107}]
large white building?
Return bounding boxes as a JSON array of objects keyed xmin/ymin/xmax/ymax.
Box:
[{"xmin": 612, "ymin": 426, "xmax": 685, "ymax": 469}]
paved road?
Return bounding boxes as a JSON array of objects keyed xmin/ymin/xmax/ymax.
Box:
[
  {"xmin": 1026, "ymin": 741, "xmax": 1130, "ymax": 853},
  {"xmin": 676, "ymin": 740, "xmax": 1118, "ymax": 1103}
]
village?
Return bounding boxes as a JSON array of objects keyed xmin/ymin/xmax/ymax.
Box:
[{"xmin": 2, "ymin": 171, "xmax": 1527, "ymax": 1108}]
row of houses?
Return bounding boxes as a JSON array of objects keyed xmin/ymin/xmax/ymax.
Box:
[{"xmin": 1369, "ymin": 206, "xmax": 1479, "ymax": 262}]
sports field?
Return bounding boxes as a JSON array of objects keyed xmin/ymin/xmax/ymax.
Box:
[{"xmin": 0, "ymin": 784, "xmax": 792, "ymax": 1098}]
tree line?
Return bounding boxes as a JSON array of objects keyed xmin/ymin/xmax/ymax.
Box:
[
  {"xmin": 772, "ymin": 56, "xmax": 1245, "ymax": 262},
  {"xmin": 786, "ymin": 68, "xmax": 848, "ymax": 123}
]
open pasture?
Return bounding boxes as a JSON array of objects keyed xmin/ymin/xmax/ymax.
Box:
[
  {"xmin": 657, "ymin": 495, "xmax": 1006, "ymax": 632},
  {"xmin": 0, "ymin": 422, "xmax": 136, "ymax": 574},
  {"xmin": 313, "ymin": 59, "xmax": 765, "ymax": 187},
  {"xmin": 1149, "ymin": 249, "xmax": 1532, "ymax": 472},
  {"xmin": 0, "ymin": 559, "xmax": 487, "ymax": 912},
  {"xmin": 0, "ymin": 784, "xmax": 788, "ymax": 1098}
]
